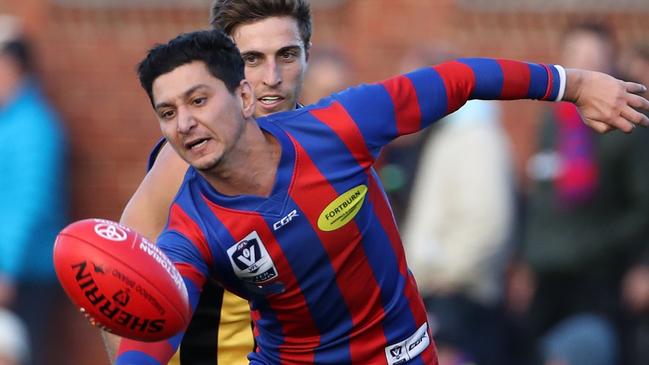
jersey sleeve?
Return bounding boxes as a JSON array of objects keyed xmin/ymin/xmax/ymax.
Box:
[
  {"xmin": 146, "ymin": 137, "xmax": 167, "ymax": 172},
  {"xmin": 114, "ymin": 229, "xmax": 210, "ymax": 365},
  {"xmin": 333, "ymin": 58, "xmax": 565, "ymax": 156}
]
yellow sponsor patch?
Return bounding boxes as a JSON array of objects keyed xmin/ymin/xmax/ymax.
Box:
[{"xmin": 317, "ymin": 185, "xmax": 368, "ymax": 232}]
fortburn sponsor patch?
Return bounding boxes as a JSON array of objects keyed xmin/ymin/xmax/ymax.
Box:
[{"xmin": 317, "ymin": 185, "xmax": 368, "ymax": 232}]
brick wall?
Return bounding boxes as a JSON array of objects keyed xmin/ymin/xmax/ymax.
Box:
[
  {"xmin": 6, "ymin": 0, "xmax": 648, "ymax": 220},
  {"xmin": 2, "ymin": 0, "xmax": 648, "ymax": 363}
]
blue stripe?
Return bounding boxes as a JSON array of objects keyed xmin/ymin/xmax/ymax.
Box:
[
  {"xmin": 355, "ymin": 173, "xmax": 419, "ymax": 343},
  {"xmin": 192, "ymin": 195, "xmax": 253, "ymax": 299},
  {"xmin": 116, "ymin": 351, "xmax": 162, "ymax": 365},
  {"xmin": 283, "ymin": 109, "xmax": 370, "ymax": 192},
  {"xmin": 265, "ymin": 200, "xmax": 353, "ymax": 363},
  {"xmin": 166, "ymin": 327, "xmax": 185, "ymax": 355},
  {"xmin": 407, "ymin": 352, "xmax": 428, "ymax": 365},
  {"xmin": 528, "ymin": 63, "xmax": 551, "ymax": 99},
  {"xmin": 158, "ymin": 230, "xmax": 210, "ymax": 279},
  {"xmin": 548, "ymin": 64, "xmax": 561, "ymax": 100},
  {"xmin": 405, "ymin": 67, "xmax": 449, "ymax": 128},
  {"xmin": 286, "ymin": 107, "xmax": 420, "ymax": 359},
  {"xmin": 249, "ymin": 297, "xmax": 284, "ymax": 363},
  {"xmin": 184, "ymin": 278, "xmax": 202, "ymax": 311},
  {"xmin": 334, "ymin": 85, "xmax": 399, "ymax": 157},
  {"xmin": 458, "ymin": 58, "xmax": 504, "ymax": 100}
]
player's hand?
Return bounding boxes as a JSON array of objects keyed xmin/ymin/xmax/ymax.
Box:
[
  {"xmin": 622, "ymin": 264, "xmax": 649, "ymax": 314},
  {"xmin": 564, "ymin": 68, "xmax": 649, "ymax": 133}
]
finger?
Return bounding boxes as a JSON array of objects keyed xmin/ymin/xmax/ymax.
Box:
[
  {"xmin": 586, "ymin": 119, "xmax": 615, "ymax": 134},
  {"xmin": 621, "ymin": 105, "xmax": 649, "ymax": 127},
  {"xmin": 626, "ymin": 93, "xmax": 649, "ymax": 111},
  {"xmin": 613, "ymin": 116, "xmax": 636, "ymax": 134},
  {"xmin": 626, "ymin": 82, "xmax": 648, "ymax": 94}
]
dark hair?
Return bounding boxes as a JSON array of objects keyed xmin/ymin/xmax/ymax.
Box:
[
  {"xmin": 1, "ymin": 38, "xmax": 33, "ymax": 74},
  {"xmin": 210, "ymin": 0, "xmax": 312, "ymax": 49},
  {"xmin": 137, "ymin": 29, "xmax": 245, "ymax": 105}
]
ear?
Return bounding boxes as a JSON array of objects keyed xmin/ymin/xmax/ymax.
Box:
[
  {"xmin": 238, "ymin": 79, "xmax": 256, "ymax": 119},
  {"xmin": 305, "ymin": 42, "xmax": 312, "ymax": 62}
]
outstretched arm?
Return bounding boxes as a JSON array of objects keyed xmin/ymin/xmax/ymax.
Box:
[
  {"xmin": 333, "ymin": 59, "xmax": 649, "ymax": 159},
  {"xmin": 101, "ymin": 142, "xmax": 189, "ymax": 364},
  {"xmin": 563, "ymin": 68, "xmax": 649, "ymax": 133},
  {"xmin": 113, "ymin": 229, "xmax": 208, "ymax": 365}
]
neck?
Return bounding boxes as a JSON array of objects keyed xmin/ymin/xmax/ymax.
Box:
[{"xmin": 201, "ymin": 120, "xmax": 281, "ymax": 197}]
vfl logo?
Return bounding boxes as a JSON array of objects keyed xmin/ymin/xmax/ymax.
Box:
[
  {"xmin": 227, "ymin": 231, "xmax": 278, "ymax": 284},
  {"xmin": 273, "ymin": 210, "xmax": 298, "ymax": 231},
  {"xmin": 94, "ymin": 223, "xmax": 127, "ymax": 242},
  {"xmin": 389, "ymin": 345, "xmax": 404, "ymax": 358},
  {"xmin": 317, "ymin": 185, "xmax": 368, "ymax": 232}
]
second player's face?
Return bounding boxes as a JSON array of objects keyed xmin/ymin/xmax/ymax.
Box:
[
  {"xmin": 151, "ymin": 61, "xmax": 249, "ymax": 172},
  {"xmin": 232, "ymin": 16, "xmax": 308, "ymax": 116}
]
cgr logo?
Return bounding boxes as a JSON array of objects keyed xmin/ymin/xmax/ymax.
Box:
[
  {"xmin": 384, "ymin": 323, "xmax": 430, "ymax": 365},
  {"xmin": 273, "ymin": 210, "xmax": 298, "ymax": 231}
]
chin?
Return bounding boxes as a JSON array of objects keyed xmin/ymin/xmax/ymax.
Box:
[
  {"xmin": 258, "ymin": 101, "xmax": 290, "ymax": 116},
  {"xmin": 194, "ymin": 160, "xmax": 221, "ymax": 172}
]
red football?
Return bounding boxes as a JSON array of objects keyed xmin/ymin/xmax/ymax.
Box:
[{"xmin": 53, "ymin": 218, "xmax": 190, "ymax": 342}]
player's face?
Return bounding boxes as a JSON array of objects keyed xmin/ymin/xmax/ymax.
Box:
[
  {"xmin": 562, "ymin": 31, "xmax": 613, "ymax": 73},
  {"xmin": 232, "ymin": 16, "xmax": 308, "ymax": 116},
  {"xmin": 151, "ymin": 61, "xmax": 253, "ymax": 171}
]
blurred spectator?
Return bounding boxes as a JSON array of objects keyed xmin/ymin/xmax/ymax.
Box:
[
  {"xmin": 513, "ymin": 22, "xmax": 649, "ymax": 365},
  {"xmin": 619, "ymin": 43, "xmax": 649, "ymax": 95},
  {"xmin": 0, "ymin": 16, "xmax": 69, "ymax": 365},
  {"xmin": 0, "ymin": 309, "xmax": 29, "ymax": 365},
  {"xmin": 401, "ymin": 47, "xmax": 514, "ymax": 365},
  {"xmin": 619, "ymin": 43, "xmax": 649, "ymax": 365},
  {"xmin": 300, "ymin": 47, "xmax": 352, "ymax": 105},
  {"xmin": 378, "ymin": 48, "xmax": 452, "ymax": 225}
]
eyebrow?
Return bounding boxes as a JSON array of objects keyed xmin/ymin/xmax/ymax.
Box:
[
  {"xmin": 240, "ymin": 45, "xmax": 303, "ymax": 58},
  {"xmin": 154, "ymin": 84, "xmax": 209, "ymax": 110}
]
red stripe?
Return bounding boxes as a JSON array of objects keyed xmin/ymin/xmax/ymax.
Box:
[
  {"xmin": 167, "ymin": 203, "xmax": 213, "ymax": 266},
  {"xmin": 497, "ymin": 59, "xmax": 531, "ymax": 99},
  {"xmin": 175, "ymin": 262, "xmax": 206, "ymax": 289},
  {"xmin": 309, "ymin": 102, "xmax": 374, "ymax": 169},
  {"xmin": 204, "ymin": 201, "xmax": 319, "ymax": 364},
  {"xmin": 288, "ymin": 136, "xmax": 387, "ymax": 364},
  {"xmin": 420, "ymin": 337, "xmax": 439, "ymax": 365},
  {"xmin": 366, "ymin": 175, "xmax": 429, "ymax": 330},
  {"xmin": 433, "ymin": 61, "xmax": 475, "ymax": 113},
  {"xmin": 117, "ymin": 338, "xmax": 175, "ymax": 363},
  {"xmin": 367, "ymin": 175, "xmax": 437, "ymax": 363},
  {"xmin": 251, "ymin": 309, "xmax": 261, "ymax": 343},
  {"xmin": 380, "ymin": 75, "xmax": 422, "ymax": 135},
  {"xmin": 542, "ymin": 64, "xmax": 554, "ymax": 100}
]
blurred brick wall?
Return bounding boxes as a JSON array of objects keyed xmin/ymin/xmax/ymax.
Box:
[
  {"xmin": 1, "ymin": 0, "xmax": 648, "ymax": 363},
  {"xmin": 3, "ymin": 0, "xmax": 647, "ymax": 220}
]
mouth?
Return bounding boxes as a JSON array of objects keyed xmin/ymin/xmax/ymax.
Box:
[
  {"xmin": 258, "ymin": 95, "xmax": 285, "ymax": 106},
  {"xmin": 185, "ymin": 138, "xmax": 209, "ymax": 151}
]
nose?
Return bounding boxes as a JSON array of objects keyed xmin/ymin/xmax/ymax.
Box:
[
  {"xmin": 177, "ymin": 107, "xmax": 197, "ymax": 134},
  {"xmin": 262, "ymin": 60, "xmax": 282, "ymax": 87}
]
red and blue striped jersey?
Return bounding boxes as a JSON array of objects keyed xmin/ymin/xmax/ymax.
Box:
[{"xmin": 116, "ymin": 59, "xmax": 565, "ymax": 365}]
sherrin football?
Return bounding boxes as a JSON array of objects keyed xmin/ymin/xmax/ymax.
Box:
[{"xmin": 53, "ymin": 218, "xmax": 190, "ymax": 342}]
